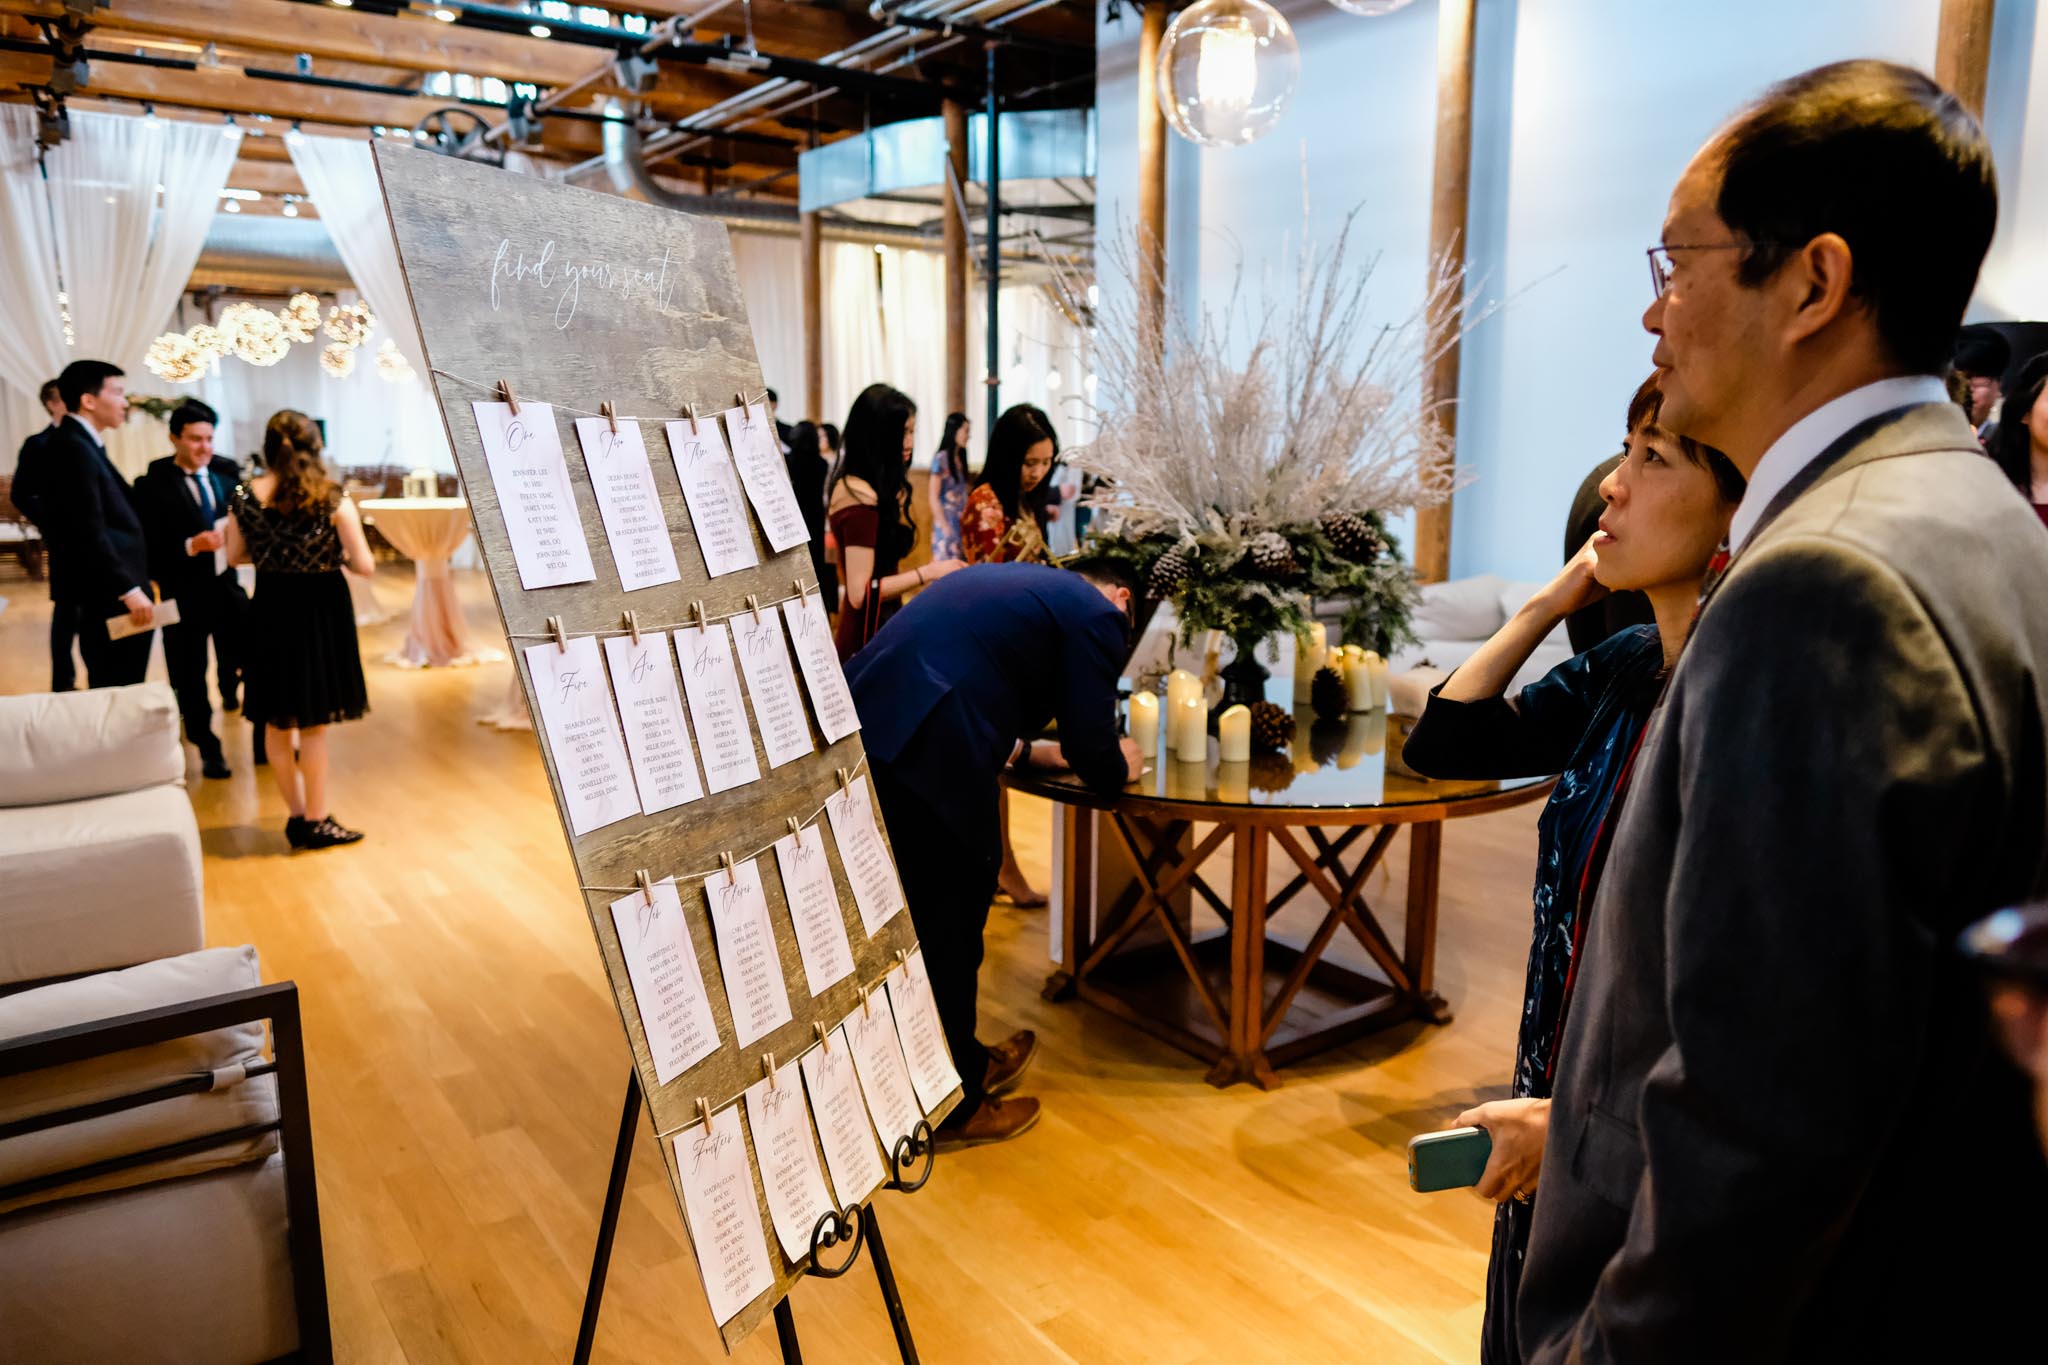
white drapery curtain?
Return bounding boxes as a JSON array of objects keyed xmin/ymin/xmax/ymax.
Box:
[{"xmin": 729, "ymin": 232, "xmax": 805, "ymax": 415}]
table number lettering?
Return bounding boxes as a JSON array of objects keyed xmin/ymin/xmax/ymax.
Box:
[
  {"xmin": 720, "ymin": 401, "xmax": 809, "ymax": 552},
  {"xmin": 664, "ymin": 420, "xmax": 759, "ymax": 579},
  {"xmin": 885, "ymin": 950, "xmax": 962, "ymax": 1113},
  {"xmin": 703, "ymin": 858, "xmax": 793, "ymax": 1047},
  {"xmin": 845, "ymin": 997, "xmax": 923, "ymax": 1154},
  {"xmin": 731, "ymin": 608, "xmax": 813, "ymax": 769},
  {"xmin": 824, "ymin": 774, "xmax": 905, "ymax": 936},
  {"xmin": 771, "ymin": 828, "xmax": 855, "ymax": 996},
  {"xmin": 601, "ymin": 631, "xmax": 704, "ymax": 814},
  {"xmin": 743, "ymin": 1062, "xmax": 837, "ymax": 1262},
  {"xmin": 671, "ymin": 1104, "xmax": 775, "ymax": 1327},
  {"xmin": 781, "ymin": 594, "xmax": 860, "ymax": 743},
  {"xmin": 472, "ymin": 400, "xmax": 596, "ymax": 589},
  {"xmin": 572, "ymin": 417, "xmax": 681, "ymax": 591},
  {"xmin": 675, "ymin": 622, "xmax": 762, "ymax": 794},
  {"xmin": 608, "ymin": 878, "xmax": 720, "ymax": 1085},
  {"xmin": 799, "ymin": 1029, "xmax": 887, "ymax": 1207},
  {"xmin": 523, "ymin": 635, "xmax": 637, "ymax": 835}
]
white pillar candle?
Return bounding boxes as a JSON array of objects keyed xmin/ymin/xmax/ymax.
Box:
[
  {"xmin": 1217, "ymin": 704, "xmax": 1251, "ymax": 763},
  {"xmin": 1216, "ymin": 761, "xmax": 1249, "ymax": 804},
  {"xmin": 1344, "ymin": 651, "xmax": 1377, "ymax": 712},
  {"xmin": 1292, "ymin": 622, "xmax": 1328, "ymax": 702},
  {"xmin": 1130, "ymin": 690, "xmax": 1159, "ymax": 758},
  {"xmin": 1165, "ymin": 668, "xmax": 1200, "ymax": 718},
  {"xmin": 1173, "ymin": 696, "xmax": 1207, "ymax": 763},
  {"xmin": 1361, "ymin": 650, "xmax": 1389, "ymax": 709}
]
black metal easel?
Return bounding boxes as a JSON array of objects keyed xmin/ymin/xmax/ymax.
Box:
[{"xmin": 571, "ymin": 1069, "xmax": 936, "ymax": 1365}]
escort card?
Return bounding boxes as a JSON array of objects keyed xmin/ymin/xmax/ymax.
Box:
[
  {"xmin": 824, "ymin": 775, "xmax": 904, "ymax": 936},
  {"xmin": 601, "ymin": 631, "xmax": 703, "ymax": 814},
  {"xmin": 799, "ymin": 1029, "xmax": 887, "ymax": 1207},
  {"xmin": 664, "ymin": 420, "xmax": 759, "ymax": 578},
  {"xmin": 721, "ymin": 401, "xmax": 809, "ymax": 552},
  {"xmin": 703, "ymin": 857, "xmax": 792, "ymax": 1047},
  {"xmin": 771, "ymin": 827, "xmax": 855, "ymax": 996},
  {"xmin": 572, "ymin": 417, "xmax": 680, "ymax": 592},
  {"xmin": 885, "ymin": 950, "xmax": 962, "ymax": 1113},
  {"xmin": 743, "ymin": 1062, "xmax": 837, "ymax": 1262},
  {"xmin": 675, "ymin": 622, "xmax": 762, "ymax": 794},
  {"xmin": 608, "ymin": 878, "xmax": 720, "ymax": 1086},
  {"xmin": 731, "ymin": 607, "xmax": 813, "ymax": 770},
  {"xmin": 845, "ymin": 995, "xmax": 923, "ymax": 1154},
  {"xmin": 781, "ymin": 593, "xmax": 860, "ymax": 743},
  {"xmin": 671, "ymin": 1104, "xmax": 775, "ymax": 1327},
  {"xmin": 523, "ymin": 635, "xmax": 637, "ymax": 834},
  {"xmin": 472, "ymin": 401, "xmax": 596, "ymax": 589}
]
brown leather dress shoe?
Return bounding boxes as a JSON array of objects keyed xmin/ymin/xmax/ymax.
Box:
[
  {"xmin": 983, "ymin": 1029, "xmax": 1039, "ymax": 1097},
  {"xmin": 932, "ymin": 1095, "xmax": 1041, "ymax": 1152}
]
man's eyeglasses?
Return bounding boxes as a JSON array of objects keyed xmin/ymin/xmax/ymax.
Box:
[{"xmin": 1646, "ymin": 241, "xmax": 1767, "ymax": 299}]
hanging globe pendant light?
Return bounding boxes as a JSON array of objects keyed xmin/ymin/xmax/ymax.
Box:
[
  {"xmin": 1326, "ymin": 0, "xmax": 1418, "ymax": 15},
  {"xmin": 1156, "ymin": 0, "xmax": 1301, "ymax": 149}
]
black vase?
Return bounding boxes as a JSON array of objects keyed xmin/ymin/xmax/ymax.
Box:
[{"xmin": 1211, "ymin": 638, "xmax": 1269, "ymax": 729}]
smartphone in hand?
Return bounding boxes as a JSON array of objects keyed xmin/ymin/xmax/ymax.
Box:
[{"xmin": 1408, "ymin": 1126, "xmax": 1492, "ymax": 1192}]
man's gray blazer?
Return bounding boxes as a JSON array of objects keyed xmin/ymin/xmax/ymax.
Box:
[{"xmin": 1519, "ymin": 400, "xmax": 2048, "ymax": 1363}]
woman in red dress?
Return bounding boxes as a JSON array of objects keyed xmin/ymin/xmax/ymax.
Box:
[{"xmin": 828, "ymin": 383, "xmax": 964, "ymax": 658}]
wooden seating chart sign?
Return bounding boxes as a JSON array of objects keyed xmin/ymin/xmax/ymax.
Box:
[{"xmin": 372, "ymin": 144, "xmax": 960, "ymax": 1351}]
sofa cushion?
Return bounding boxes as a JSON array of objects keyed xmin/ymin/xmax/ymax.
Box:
[
  {"xmin": 0, "ymin": 683, "xmax": 183, "ymax": 808},
  {"xmin": 0, "ymin": 782, "xmax": 204, "ymax": 986},
  {"xmin": 1409, "ymin": 573, "xmax": 1507, "ymax": 644},
  {"xmin": 0, "ymin": 946, "xmax": 276, "ymax": 1217}
]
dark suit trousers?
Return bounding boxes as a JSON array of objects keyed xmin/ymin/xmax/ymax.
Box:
[
  {"xmin": 164, "ymin": 580, "xmax": 246, "ymax": 754},
  {"xmin": 48, "ymin": 599, "xmax": 80, "ymax": 691},
  {"xmin": 75, "ymin": 600, "xmax": 153, "ymax": 688},
  {"xmin": 871, "ymin": 763, "xmax": 998, "ymax": 1116}
]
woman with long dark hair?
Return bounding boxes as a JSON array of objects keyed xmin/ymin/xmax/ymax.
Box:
[
  {"xmin": 961, "ymin": 404, "xmax": 1057, "ymax": 565},
  {"xmin": 928, "ymin": 411, "xmax": 971, "ymax": 562},
  {"xmin": 1987, "ymin": 352, "xmax": 2048, "ymax": 529},
  {"xmin": 225, "ymin": 410, "xmax": 375, "ymax": 850},
  {"xmin": 828, "ymin": 383, "xmax": 963, "ymax": 658}
]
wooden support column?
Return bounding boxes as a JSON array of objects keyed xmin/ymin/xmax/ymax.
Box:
[
  {"xmin": 800, "ymin": 208, "xmax": 823, "ymax": 422},
  {"xmin": 942, "ymin": 97, "xmax": 971, "ymax": 418},
  {"xmin": 1414, "ymin": 0, "xmax": 1476, "ymax": 586},
  {"xmin": 1935, "ymin": 0, "xmax": 1997, "ymax": 117},
  {"xmin": 1136, "ymin": 2, "xmax": 1169, "ymax": 358}
]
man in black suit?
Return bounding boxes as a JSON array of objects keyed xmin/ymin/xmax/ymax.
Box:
[
  {"xmin": 35, "ymin": 360, "xmax": 154, "ymax": 688},
  {"xmin": 1519, "ymin": 62, "xmax": 2048, "ymax": 1363},
  {"xmin": 133, "ymin": 400, "xmax": 248, "ymax": 778},
  {"xmin": 765, "ymin": 386, "xmax": 793, "ymax": 453},
  {"xmin": 844, "ymin": 561, "xmax": 1142, "ymax": 1150},
  {"xmin": 11, "ymin": 377, "xmax": 84, "ymax": 690}
]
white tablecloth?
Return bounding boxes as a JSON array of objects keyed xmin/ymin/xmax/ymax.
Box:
[{"xmin": 360, "ymin": 498, "xmax": 504, "ymax": 668}]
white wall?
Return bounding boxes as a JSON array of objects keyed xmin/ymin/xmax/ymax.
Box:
[{"xmin": 1099, "ymin": 0, "xmax": 2047, "ymax": 583}]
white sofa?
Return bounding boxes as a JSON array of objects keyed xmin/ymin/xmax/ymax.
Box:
[
  {"xmin": 0, "ymin": 683, "xmax": 205, "ymax": 987},
  {"xmin": 1383, "ymin": 573, "xmax": 1573, "ymax": 714}
]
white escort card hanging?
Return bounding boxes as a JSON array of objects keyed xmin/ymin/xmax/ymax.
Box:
[
  {"xmin": 665, "ymin": 416, "xmax": 760, "ymax": 579},
  {"xmin": 523, "ymin": 632, "xmax": 637, "ymax": 835},
  {"xmin": 771, "ymin": 823, "xmax": 856, "ymax": 996},
  {"xmin": 601, "ymin": 626, "xmax": 704, "ymax": 814},
  {"xmin": 885, "ymin": 949, "xmax": 962, "ymax": 1113},
  {"xmin": 781, "ymin": 591, "xmax": 860, "ymax": 743},
  {"xmin": 674, "ymin": 617, "xmax": 763, "ymax": 794},
  {"xmin": 671, "ymin": 1101, "xmax": 776, "ymax": 1328},
  {"xmin": 472, "ymin": 398, "xmax": 597, "ymax": 589},
  {"xmin": 743, "ymin": 1057, "xmax": 837, "ymax": 1262},
  {"xmin": 823, "ymin": 772, "xmax": 905, "ymax": 936},
  {"xmin": 608, "ymin": 877, "xmax": 720, "ymax": 1086},
  {"xmin": 719, "ymin": 399, "xmax": 810, "ymax": 552},
  {"xmin": 703, "ymin": 856, "xmax": 793, "ymax": 1047},
  {"xmin": 799, "ymin": 1027, "xmax": 887, "ymax": 1207},
  {"xmin": 730, "ymin": 601, "xmax": 814, "ymax": 770},
  {"xmin": 844, "ymin": 994, "xmax": 924, "ymax": 1154},
  {"xmin": 572, "ymin": 412, "xmax": 681, "ymax": 592}
]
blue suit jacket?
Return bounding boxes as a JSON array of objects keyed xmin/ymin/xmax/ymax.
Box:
[{"xmin": 845, "ymin": 564, "xmax": 1129, "ymax": 841}]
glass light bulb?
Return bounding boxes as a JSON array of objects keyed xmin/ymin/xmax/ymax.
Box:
[
  {"xmin": 1196, "ymin": 21, "xmax": 1258, "ymax": 114},
  {"xmin": 1158, "ymin": 0, "xmax": 1299, "ymax": 150}
]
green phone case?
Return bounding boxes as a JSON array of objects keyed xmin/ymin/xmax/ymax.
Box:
[{"xmin": 1408, "ymin": 1126, "xmax": 1492, "ymax": 1192}]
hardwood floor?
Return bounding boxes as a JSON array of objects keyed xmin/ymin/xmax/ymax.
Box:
[{"xmin": 0, "ymin": 567, "xmax": 1541, "ymax": 1364}]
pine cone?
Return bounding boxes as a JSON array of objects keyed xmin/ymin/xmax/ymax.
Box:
[
  {"xmin": 1320, "ymin": 511, "xmax": 1383, "ymax": 563},
  {"xmin": 1309, "ymin": 718, "xmax": 1347, "ymax": 766},
  {"xmin": 1245, "ymin": 530, "xmax": 1300, "ymax": 580},
  {"xmin": 1249, "ymin": 700, "xmax": 1293, "ymax": 753},
  {"xmin": 1248, "ymin": 753, "xmax": 1295, "ymax": 793},
  {"xmin": 1149, "ymin": 545, "xmax": 1194, "ymax": 596},
  {"xmin": 1310, "ymin": 665, "xmax": 1349, "ymax": 721}
]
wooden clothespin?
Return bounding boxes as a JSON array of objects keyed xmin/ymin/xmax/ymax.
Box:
[
  {"xmin": 719, "ymin": 851, "xmax": 736, "ymax": 885},
  {"xmin": 786, "ymin": 814, "xmax": 803, "ymax": 847},
  {"xmin": 814, "ymin": 1020, "xmax": 830, "ymax": 1051},
  {"xmin": 622, "ymin": 609, "xmax": 641, "ymax": 645},
  {"xmin": 691, "ymin": 600, "xmax": 708, "ymax": 633},
  {"xmin": 547, "ymin": 615, "xmax": 567, "ymax": 653},
  {"xmin": 600, "ymin": 399, "xmax": 618, "ymax": 434},
  {"xmin": 696, "ymin": 1097, "xmax": 713, "ymax": 1130},
  {"xmin": 763, "ymin": 1053, "xmax": 779, "ymax": 1089},
  {"xmin": 496, "ymin": 378, "xmax": 519, "ymax": 414},
  {"xmin": 794, "ymin": 577, "xmax": 809, "ymax": 600},
  {"xmin": 859, "ymin": 982, "xmax": 874, "ymax": 1019},
  {"xmin": 734, "ymin": 389, "xmax": 747, "ymax": 412},
  {"xmin": 745, "ymin": 593, "xmax": 762, "ymax": 624},
  {"xmin": 635, "ymin": 869, "xmax": 655, "ymax": 906},
  {"xmin": 895, "ymin": 948, "xmax": 909, "ymax": 969},
  {"xmin": 682, "ymin": 401, "xmax": 699, "ymax": 435},
  {"xmin": 836, "ymin": 766, "xmax": 852, "ymax": 797}
]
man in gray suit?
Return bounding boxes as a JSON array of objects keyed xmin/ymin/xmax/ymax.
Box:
[{"xmin": 1519, "ymin": 61, "xmax": 2048, "ymax": 1363}]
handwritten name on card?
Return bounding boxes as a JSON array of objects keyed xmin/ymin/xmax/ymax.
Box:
[
  {"xmin": 743, "ymin": 1063, "xmax": 837, "ymax": 1262},
  {"xmin": 473, "ymin": 401, "xmax": 596, "ymax": 590},
  {"xmin": 674, "ymin": 622, "xmax": 763, "ymax": 795},
  {"xmin": 523, "ymin": 635, "xmax": 637, "ymax": 834},
  {"xmin": 608, "ymin": 878, "xmax": 720, "ymax": 1086},
  {"xmin": 572, "ymin": 417, "xmax": 680, "ymax": 592},
  {"xmin": 601, "ymin": 631, "xmax": 704, "ymax": 814},
  {"xmin": 703, "ymin": 858, "xmax": 793, "ymax": 1048},
  {"xmin": 824, "ymin": 775, "xmax": 904, "ymax": 937},
  {"xmin": 720, "ymin": 402, "xmax": 809, "ymax": 552},
  {"xmin": 845, "ymin": 996, "xmax": 923, "ymax": 1153},
  {"xmin": 664, "ymin": 421, "xmax": 759, "ymax": 579},
  {"xmin": 885, "ymin": 950, "xmax": 962, "ymax": 1113},
  {"xmin": 771, "ymin": 828, "xmax": 855, "ymax": 996},
  {"xmin": 731, "ymin": 608, "xmax": 813, "ymax": 770},
  {"xmin": 671, "ymin": 1104, "xmax": 775, "ymax": 1327},
  {"xmin": 781, "ymin": 594, "xmax": 860, "ymax": 743},
  {"xmin": 799, "ymin": 1030, "xmax": 887, "ymax": 1208}
]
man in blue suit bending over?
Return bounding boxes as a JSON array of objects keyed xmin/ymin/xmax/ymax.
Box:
[{"xmin": 846, "ymin": 560, "xmax": 1142, "ymax": 1150}]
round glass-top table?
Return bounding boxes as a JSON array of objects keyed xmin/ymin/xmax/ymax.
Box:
[{"xmin": 1006, "ymin": 688, "xmax": 1552, "ymax": 1089}]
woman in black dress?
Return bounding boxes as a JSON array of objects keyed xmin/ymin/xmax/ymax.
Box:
[
  {"xmin": 225, "ymin": 410, "xmax": 374, "ymax": 850},
  {"xmin": 1402, "ymin": 376, "xmax": 1745, "ymax": 1363}
]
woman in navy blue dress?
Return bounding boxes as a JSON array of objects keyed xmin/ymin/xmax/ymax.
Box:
[{"xmin": 1403, "ymin": 377, "xmax": 1745, "ymax": 1363}]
